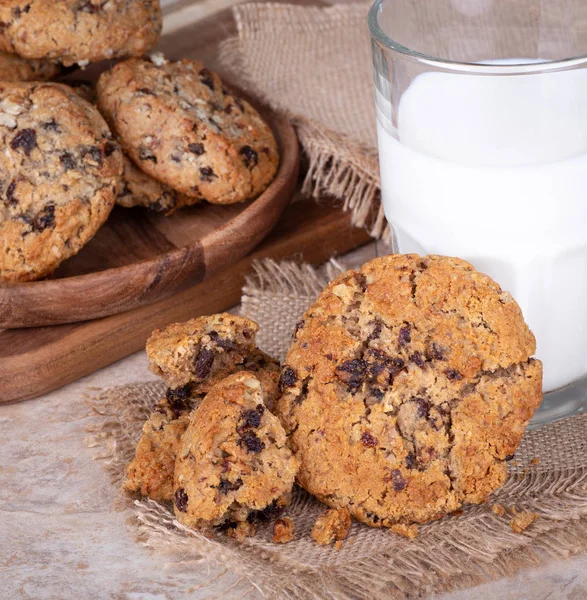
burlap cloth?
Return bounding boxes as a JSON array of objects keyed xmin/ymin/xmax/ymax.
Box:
[
  {"xmin": 87, "ymin": 258, "xmax": 587, "ymax": 600},
  {"xmin": 219, "ymin": 2, "xmax": 386, "ymax": 237}
]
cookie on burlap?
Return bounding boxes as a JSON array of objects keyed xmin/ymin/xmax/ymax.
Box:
[
  {"xmin": 0, "ymin": 0, "xmax": 162, "ymax": 67},
  {"xmin": 0, "ymin": 51, "xmax": 60, "ymax": 81},
  {"xmin": 124, "ymin": 350, "xmax": 281, "ymax": 500},
  {"xmin": 276, "ymin": 254, "xmax": 542, "ymax": 527},
  {"xmin": 147, "ymin": 314, "xmax": 260, "ymax": 390},
  {"xmin": 0, "ymin": 82, "xmax": 123, "ymax": 282},
  {"xmin": 117, "ymin": 155, "xmax": 200, "ymax": 214},
  {"xmin": 173, "ymin": 372, "xmax": 299, "ymax": 530},
  {"xmin": 97, "ymin": 56, "xmax": 279, "ymax": 204}
]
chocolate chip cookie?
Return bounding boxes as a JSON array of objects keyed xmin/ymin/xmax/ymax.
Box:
[
  {"xmin": 147, "ymin": 314, "xmax": 260, "ymax": 390},
  {"xmin": 97, "ymin": 56, "xmax": 279, "ymax": 204},
  {"xmin": 0, "ymin": 51, "xmax": 60, "ymax": 81},
  {"xmin": 276, "ymin": 254, "xmax": 542, "ymax": 527},
  {"xmin": 0, "ymin": 82, "xmax": 123, "ymax": 282},
  {"xmin": 0, "ymin": 0, "xmax": 162, "ymax": 67},
  {"xmin": 173, "ymin": 372, "xmax": 299, "ymax": 530},
  {"xmin": 117, "ymin": 155, "xmax": 199, "ymax": 214},
  {"xmin": 124, "ymin": 350, "xmax": 281, "ymax": 500}
]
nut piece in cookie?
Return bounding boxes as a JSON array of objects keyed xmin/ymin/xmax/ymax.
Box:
[
  {"xmin": 124, "ymin": 384, "xmax": 200, "ymax": 501},
  {"xmin": 173, "ymin": 372, "xmax": 299, "ymax": 531},
  {"xmin": 312, "ymin": 508, "xmax": 351, "ymax": 546},
  {"xmin": 0, "ymin": 51, "xmax": 60, "ymax": 81},
  {"xmin": 97, "ymin": 57, "xmax": 279, "ymax": 204},
  {"xmin": 146, "ymin": 314, "xmax": 260, "ymax": 389},
  {"xmin": 0, "ymin": 0, "xmax": 162, "ymax": 67},
  {"xmin": 273, "ymin": 516, "xmax": 295, "ymax": 544},
  {"xmin": 117, "ymin": 155, "xmax": 199, "ymax": 214},
  {"xmin": 0, "ymin": 82, "xmax": 123, "ymax": 282},
  {"xmin": 276, "ymin": 254, "xmax": 543, "ymax": 527}
]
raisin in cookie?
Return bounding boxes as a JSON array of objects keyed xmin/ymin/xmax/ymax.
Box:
[
  {"xmin": 0, "ymin": 82, "xmax": 123, "ymax": 282},
  {"xmin": 124, "ymin": 384, "xmax": 198, "ymax": 501},
  {"xmin": 124, "ymin": 350, "xmax": 281, "ymax": 500},
  {"xmin": 97, "ymin": 56, "xmax": 279, "ymax": 204},
  {"xmin": 0, "ymin": 1, "xmax": 161, "ymax": 67},
  {"xmin": 0, "ymin": 51, "xmax": 60, "ymax": 81},
  {"xmin": 147, "ymin": 314, "xmax": 260, "ymax": 390},
  {"xmin": 173, "ymin": 372, "xmax": 299, "ymax": 530},
  {"xmin": 276, "ymin": 254, "xmax": 542, "ymax": 527},
  {"xmin": 117, "ymin": 155, "xmax": 199, "ymax": 214}
]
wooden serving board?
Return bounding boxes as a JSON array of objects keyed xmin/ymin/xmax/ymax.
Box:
[{"xmin": 0, "ymin": 1, "xmax": 373, "ymax": 403}]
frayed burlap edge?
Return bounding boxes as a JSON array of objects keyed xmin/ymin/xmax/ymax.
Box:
[
  {"xmin": 220, "ymin": 23, "xmax": 387, "ymax": 239},
  {"xmin": 87, "ymin": 258, "xmax": 587, "ymax": 600}
]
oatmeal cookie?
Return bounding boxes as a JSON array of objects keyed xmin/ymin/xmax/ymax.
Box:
[
  {"xmin": 124, "ymin": 350, "xmax": 280, "ymax": 500},
  {"xmin": 97, "ymin": 56, "xmax": 279, "ymax": 204},
  {"xmin": 117, "ymin": 155, "xmax": 199, "ymax": 214},
  {"xmin": 147, "ymin": 314, "xmax": 260, "ymax": 390},
  {"xmin": 276, "ymin": 254, "xmax": 542, "ymax": 527},
  {"xmin": 0, "ymin": 82, "xmax": 123, "ymax": 282},
  {"xmin": 124, "ymin": 384, "xmax": 199, "ymax": 501},
  {"xmin": 0, "ymin": 0, "xmax": 161, "ymax": 67},
  {"xmin": 0, "ymin": 51, "xmax": 60, "ymax": 81},
  {"xmin": 173, "ymin": 372, "xmax": 299, "ymax": 530}
]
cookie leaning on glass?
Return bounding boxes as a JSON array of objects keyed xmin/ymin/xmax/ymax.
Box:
[{"xmin": 276, "ymin": 254, "xmax": 543, "ymax": 527}]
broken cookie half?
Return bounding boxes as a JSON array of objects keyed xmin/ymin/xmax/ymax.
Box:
[
  {"xmin": 146, "ymin": 314, "xmax": 259, "ymax": 390},
  {"xmin": 173, "ymin": 372, "xmax": 299, "ymax": 531}
]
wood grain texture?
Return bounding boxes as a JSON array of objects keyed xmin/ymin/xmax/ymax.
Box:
[
  {"xmin": 0, "ymin": 199, "xmax": 371, "ymax": 403},
  {"xmin": 0, "ymin": 110, "xmax": 299, "ymax": 328}
]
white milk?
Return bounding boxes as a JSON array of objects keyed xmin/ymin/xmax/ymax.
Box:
[{"xmin": 376, "ymin": 65, "xmax": 587, "ymax": 392}]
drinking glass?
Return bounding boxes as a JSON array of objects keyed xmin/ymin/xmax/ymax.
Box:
[{"xmin": 369, "ymin": 0, "xmax": 587, "ymax": 425}]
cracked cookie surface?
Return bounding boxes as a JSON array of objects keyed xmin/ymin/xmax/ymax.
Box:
[
  {"xmin": 0, "ymin": 0, "xmax": 161, "ymax": 67},
  {"xmin": 0, "ymin": 51, "xmax": 60, "ymax": 81},
  {"xmin": 173, "ymin": 372, "xmax": 299, "ymax": 530},
  {"xmin": 125, "ymin": 349, "xmax": 281, "ymax": 501},
  {"xmin": 0, "ymin": 82, "xmax": 123, "ymax": 282},
  {"xmin": 97, "ymin": 56, "xmax": 279, "ymax": 204},
  {"xmin": 276, "ymin": 254, "xmax": 542, "ymax": 527}
]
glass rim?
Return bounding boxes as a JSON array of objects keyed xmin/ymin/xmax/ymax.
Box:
[{"xmin": 368, "ymin": 0, "xmax": 587, "ymax": 74}]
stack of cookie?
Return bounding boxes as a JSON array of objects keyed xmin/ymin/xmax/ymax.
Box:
[
  {"xmin": 125, "ymin": 255, "xmax": 543, "ymax": 546},
  {"xmin": 0, "ymin": 1, "xmax": 279, "ymax": 282},
  {"xmin": 126, "ymin": 313, "xmax": 300, "ymax": 542}
]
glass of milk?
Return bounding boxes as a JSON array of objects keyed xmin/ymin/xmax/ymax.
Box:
[{"xmin": 369, "ymin": 0, "xmax": 587, "ymax": 425}]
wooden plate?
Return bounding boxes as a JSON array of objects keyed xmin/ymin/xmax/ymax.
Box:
[{"xmin": 0, "ymin": 106, "xmax": 299, "ymax": 329}]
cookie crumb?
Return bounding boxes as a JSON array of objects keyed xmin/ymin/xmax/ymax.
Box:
[
  {"xmin": 312, "ymin": 508, "xmax": 351, "ymax": 546},
  {"xmin": 530, "ymin": 457, "xmax": 541, "ymax": 466},
  {"xmin": 334, "ymin": 540, "xmax": 344, "ymax": 551},
  {"xmin": 510, "ymin": 511, "xmax": 538, "ymax": 533},
  {"xmin": 390, "ymin": 523, "xmax": 418, "ymax": 539},
  {"xmin": 491, "ymin": 503, "xmax": 505, "ymax": 517},
  {"xmin": 149, "ymin": 52, "xmax": 168, "ymax": 66},
  {"xmin": 227, "ymin": 521, "xmax": 256, "ymax": 542},
  {"xmin": 273, "ymin": 517, "xmax": 295, "ymax": 544}
]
